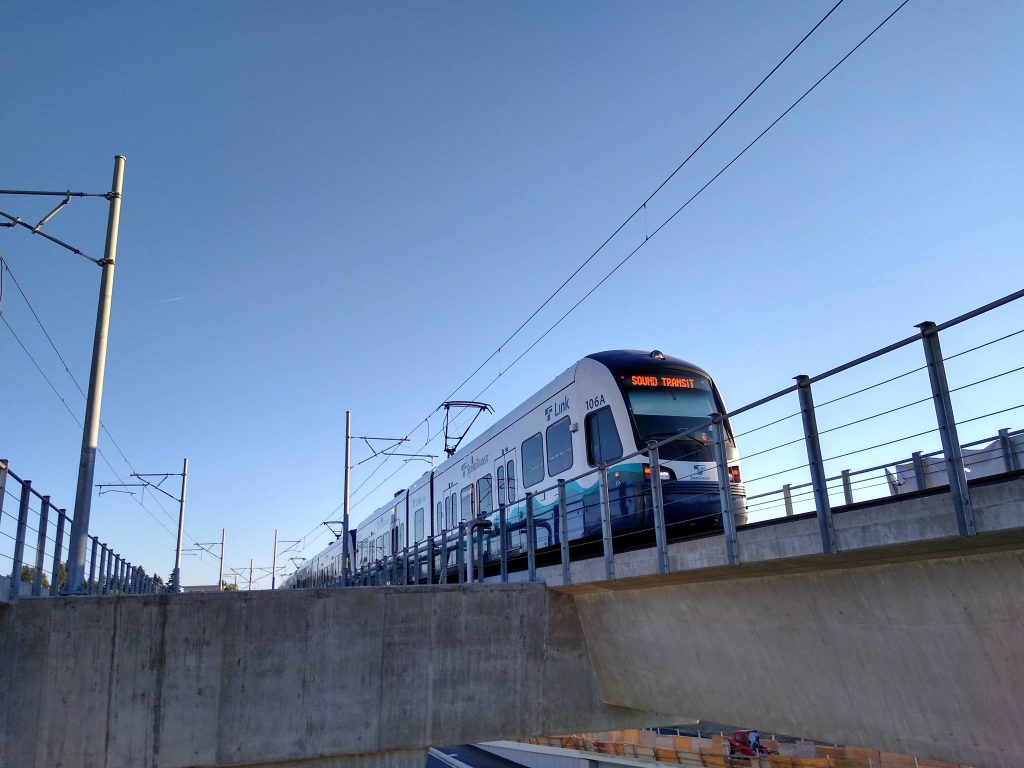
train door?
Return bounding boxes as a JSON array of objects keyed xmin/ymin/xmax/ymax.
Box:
[{"xmin": 495, "ymin": 449, "xmax": 519, "ymax": 554}]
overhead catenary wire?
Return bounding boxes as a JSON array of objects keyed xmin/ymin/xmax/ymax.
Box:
[
  {"xmin": 463, "ymin": 0, "xmax": 913, "ymax": 408},
  {"xmin": 0, "ymin": 257, "xmax": 198, "ymax": 550},
  {"xmin": 325, "ymin": 1, "xmax": 863, "ymax": 528},
  {"xmin": 435, "ymin": 0, "xmax": 849, "ymax": 411},
  {"xmin": 296, "ymin": 1, "xmax": 913, "ymax": 564}
]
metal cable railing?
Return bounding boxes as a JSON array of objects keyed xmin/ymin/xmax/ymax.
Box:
[{"xmin": 0, "ymin": 462, "xmax": 160, "ymax": 600}]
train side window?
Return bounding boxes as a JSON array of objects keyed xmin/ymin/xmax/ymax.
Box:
[
  {"xmin": 414, "ymin": 508, "xmax": 424, "ymax": 541},
  {"xmin": 461, "ymin": 484, "xmax": 475, "ymax": 520},
  {"xmin": 586, "ymin": 405, "xmax": 623, "ymax": 465},
  {"xmin": 436, "ymin": 502, "xmax": 442, "ymax": 533},
  {"xmin": 478, "ymin": 475, "xmax": 493, "ymax": 515},
  {"xmin": 522, "ymin": 432, "xmax": 544, "ymax": 488},
  {"xmin": 376, "ymin": 534, "xmax": 384, "ymax": 560},
  {"xmin": 546, "ymin": 416, "xmax": 573, "ymax": 475},
  {"xmin": 496, "ymin": 465, "xmax": 505, "ymax": 505},
  {"xmin": 444, "ymin": 495, "xmax": 451, "ymax": 530},
  {"xmin": 506, "ymin": 460, "xmax": 517, "ymax": 501}
]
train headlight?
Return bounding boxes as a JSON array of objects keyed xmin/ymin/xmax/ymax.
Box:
[
  {"xmin": 729, "ymin": 466, "xmax": 741, "ymax": 483},
  {"xmin": 643, "ymin": 466, "xmax": 675, "ymax": 481}
]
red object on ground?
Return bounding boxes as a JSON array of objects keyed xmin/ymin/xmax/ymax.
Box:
[{"xmin": 726, "ymin": 730, "xmax": 774, "ymax": 758}]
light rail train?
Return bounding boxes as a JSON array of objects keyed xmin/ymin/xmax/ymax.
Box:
[{"xmin": 284, "ymin": 350, "xmax": 745, "ymax": 588}]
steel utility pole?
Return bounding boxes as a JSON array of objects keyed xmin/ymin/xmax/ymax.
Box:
[
  {"xmin": 67, "ymin": 155, "xmax": 125, "ymax": 592},
  {"xmin": 219, "ymin": 528, "xmax": 225, "ymax": 591},
  {"xmin": 248, "ymin": 559, "xmax": 253, "ymax": 591},
  {"xmin": 168, "ymin": 457, "xmax": 189, "ymax": 592},
  {"xmin": 342, "ymin": 410, "xmax": 352, "ymax": 586},
  {"xmin": 271, "ymin": 529, "xmax": 278, "ymax": 589}
]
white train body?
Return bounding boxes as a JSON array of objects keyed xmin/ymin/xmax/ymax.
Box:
[{"xmin": 285, "ymin": 350, "xmax": 743, "ymax": 588}]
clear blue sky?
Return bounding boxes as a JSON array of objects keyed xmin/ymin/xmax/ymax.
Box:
[{"xmin": 2, "ymin": 1, "xmax": 1021, "ymax": 587}]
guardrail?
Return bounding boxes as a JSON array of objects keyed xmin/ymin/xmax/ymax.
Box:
[
  {"xmin": 0, "ymin": 461, "xmax": 158, "ymax": 600},
  {"xmin": 303, "ymin": 288, "xmax": 1024, "ymax": 589}
]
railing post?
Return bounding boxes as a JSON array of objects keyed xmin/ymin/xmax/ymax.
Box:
[
  {"xmin": 402, "ymin": 545, "xmax": 409, "ymax": 585},
  {"xmin": 498, "ymin": 503, "xmax": 508, "ymax": 583},
  {"xmin": 9, "ymin": 479, "xmax": 32, "ymax": 602},
  {"xmin": 841, "ymin": 470, "xmax": 854, "ymax": 505},
  {"xmin": 32, "ymin": 496, "xmax": 51, "ymax": 596},
  {"xmin": 998, "ymin": 428, "xmax": 1019, "ymax": 472},
  {"xmin": 557, "ymin": 480, "xmax": 571, "ymax": 585},
  {"xmin": 467, "ymin": 523, "xmax": 475, "ymax": 584},
  {"xmin": 411, "ymin": 541, "xmax": 419, "ymax": 585},
  {"xmin": 427, "ymin": 536, "xmax": 436, "ymax": 584},
  {"xmin": 124, "ymin": 562, "xmax": 132, "ymax": 594},
  {"xmin": 782, "ymin": 484, "xmax": 794, "ymax": 516},
  {"xmin": 105, "ymin": 548, "xmax": 114, "ymax": 594},
  {"xmin": 795, "ymin": 376, "xmax": 837, "ymax": 554},
  {"xmin": 88, "ymin": 536, "xmax": 99, "ymax": 594},
  {"xmin": 525, "ymin": 492, "xmax": 537, "ymax": 582},
  {"xmin": 50, "ymin": 508, "xmax": 67, "ymax": 596},
  {"xmin": 477, "ymin": 522, "xmax": 487, "ymax": 584},
  {"xmin": 440, "ymin": 530, "xmax": 448, "ymax": 584},
  {"xmin": 710, "ymin": 414, "xmax": 739, "ymax": 566},
  {"xmin": 457, "ymin": 522, "xmax": 466, "ymax": 584},
  {"xmin": 598, "ymin": 464, "xmax": 615, "ymax": 581},
  {"xmin": 0, "ymin": 460, "xmax": 7, "ymax": 523},
  {"xmin": 911, "ymin": 451, "xmax": 927, "ymax": 490},
  {"xmin": 647, "ymin": 441, "xmax": 669, "ymax": 575},
  {"xmin": 917, "ymin": 321, "xmax": 975, "ymax": 536},
  {"xmin": 97, "ymin": 543, "xmax": 108, "ymax": 595}
]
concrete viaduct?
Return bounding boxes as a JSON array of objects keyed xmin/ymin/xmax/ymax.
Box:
[{"xmin": 2, "ymin": 474, "xmax": 1022, "ymax": 768}]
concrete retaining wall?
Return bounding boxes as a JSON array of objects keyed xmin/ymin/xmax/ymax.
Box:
[{"xmin": 0, "ymin": 585, "xmax": 671, "ymax": 768}]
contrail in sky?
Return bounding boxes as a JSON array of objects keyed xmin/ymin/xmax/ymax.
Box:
[{"xmin": 145, "ymin": 297, "xmax": 184, "ymax": 305}]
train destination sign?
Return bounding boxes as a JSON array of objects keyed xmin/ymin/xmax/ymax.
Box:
[{"xmin": 625, "ymin": 373, "xmax": 708, "ymax": 390}]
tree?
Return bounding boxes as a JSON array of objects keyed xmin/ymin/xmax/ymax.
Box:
[
  {"xmin": 222, "ymin": 581, "xmax": 238, "ymax": 592},
  {"xmin": 20, "ymin": 565, "xmax": 50, "ymax": 588}
]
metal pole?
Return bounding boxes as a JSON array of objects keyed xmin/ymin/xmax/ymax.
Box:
[
  {"xmin": 97, "ymin": 543, "xmax": 108, "ymax": 595},
  {"xmin": 88, "ymin": 536, "xmax": 99, "ymax": 594},
  {"xmin": 795, "ymin": 377, "xmax": 837, "ymax": 554},
  {"xmin": 105, "ymin": 548, "xmax": 114, "ymax": 593},
  {"xmin": 917, "ymin": 321, "xmax": 975, "ymax": 536},
  {"xmin": 457, "ymin": 522, "xmax": 466, "ymax": 584},
  {"xmin": 218, "ymin": 528, "xmax": 225, "ymax": 591},
  {"xmin": 648, "ymin": 442, "xmax": 669, "ymax": 575},
  {"xmin": 841, "ymin": 470, "xmax": 854, "ymax": 505},
  {"xmin": 271, "ymin": 528, "xmax": 278, "ymax": 590},
  {"xmin": 476, "ymin": 528, "xmax": 486, "ymax": 583},
  {"xmin": 248, "ymin": 559, "xmax": 253, "ymax": 591},
  {"xmin": 782, "ymin": 484, "xmax": 794, "ymax": 516},
  {"xmin": 711, "ymin": 414, "xmax": 739, "ymax": 566},
  {"xmin": 440, "ymin": 530, "xmax": 448, "ymax": 584},
  {"xmin": 342, "ymin": 410, "xmax": 352, "ymax": 587},
  {"xmin": 999, "ymin": 428, "xmax": 1020, "ymax": 472},
  {"xmin": 912, "ymin": 451, "xmax": 927, "ymax": 490},
  {"xmin": 170, "ymin": 457, "xmax": 188, "ymax": 592},
  {"xmin": 557, "ymin": 480, "xmax": 571, "ymax": 585},
  {"xmin": 32, "ymin": 496, "xmax": 50, "ymax": 596},
  {"xmin": 525, "ymin": 492, "xmax": 537, "ymax": 582},
  {"xmin": 9, "ymin": 479, "xmax": 31, "ymax": 601},
  {"xmin": 50, "ymin": 507, "xmax": 67, "ymax": 596},
  {"xmin": 498, "ymin": 503, "xmax": 508, "ymax": 583},
  {"xmin": 598, "ymin": 465, "xmax": 615, "ymax": 581},
  {"xmin": 67, "ymin": 155, "xmax": 125, "ymax": 592}
]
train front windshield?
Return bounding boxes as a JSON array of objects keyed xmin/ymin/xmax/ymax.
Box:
[{"xmin": 623, "ymin": 374, "xmax": 718, "ymax": 462}]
